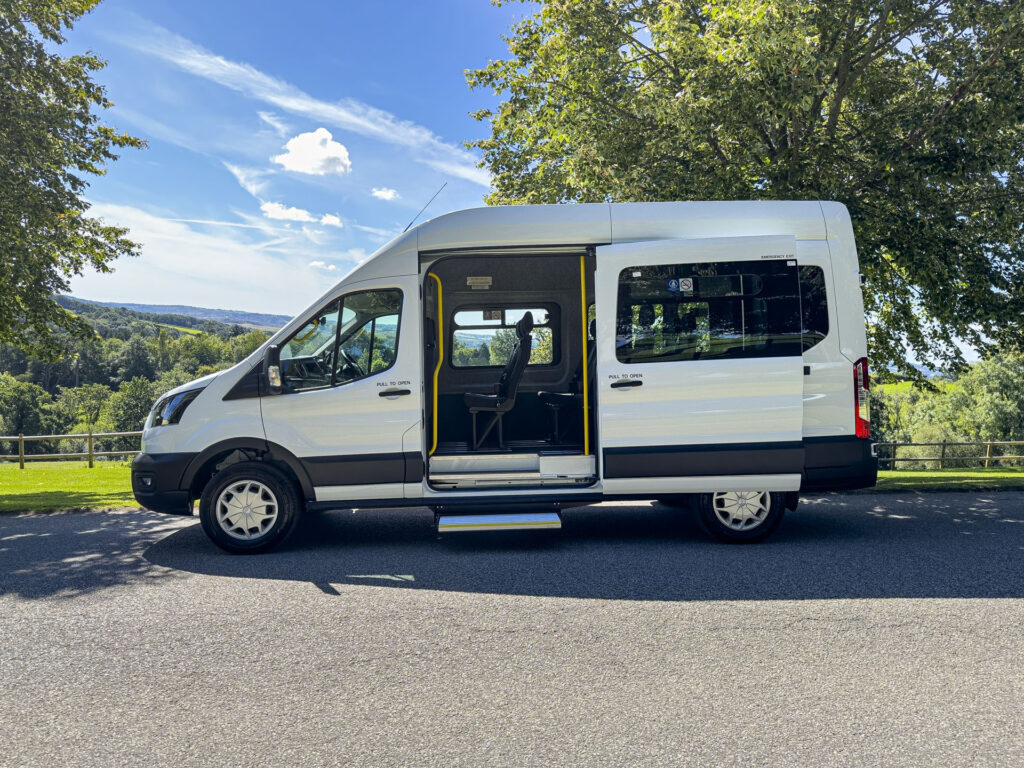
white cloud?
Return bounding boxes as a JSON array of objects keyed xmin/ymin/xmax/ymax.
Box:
[
  {"xmin": 224, "ymin": 163, "xmax": 269, "ymax": 198},
  {"xmin": 70, "ymin": 203, "xmax": 357, "ymax": 315},
  {"xmin": 119, "ymin": 26, "xmax": 490, "ymax": 186},
  {"xmin": 308, "ymin": 260, "xmax": 337, "ymax": 271},
  {"xmin": 260, "ymin": 201, "xmax": 316, "ymax": 222},
  {"xmin": 257, "ymin": 110, "xmax": 289, "ymax": 137},
  {"xmin": 371, "ymin": 187, "xmax": 400, "ymax": 201},
  {"xmin": 320, "ymin": 214, "xmax": 343, "ymax": 228},
  {"xmin": 272, "ymin": 128, "xmax": 352, "ymax": 176},
  {"xmin": 351, "ymin": 223, "xmax": 398, "ymax": 240}
]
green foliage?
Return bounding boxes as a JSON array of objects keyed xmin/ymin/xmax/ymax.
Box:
[
  {"xmin": 468, "ymin": 0, "xmax": 1024, "ymax": 374},
  {"xmin": 871, "ymin": 352, "xmax": 1024, "ymax": 467},
  {"xmin": 0, "ymin": 1, "xmax": 144, "ymax": 357}
]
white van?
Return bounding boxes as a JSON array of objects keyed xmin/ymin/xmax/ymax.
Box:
[{"xmin": 132, "ymin": 201, "xmax": 877, "ymax": 552}]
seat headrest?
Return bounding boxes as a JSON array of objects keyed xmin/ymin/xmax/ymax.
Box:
[{"xmin": 516, "ymin": 311, "xmax": 534, "ymax": 337}]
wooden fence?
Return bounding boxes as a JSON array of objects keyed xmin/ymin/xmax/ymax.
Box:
[
  {"xmin": 872, "ymin": 441, "xmax": 1024, "ymax": 470},
  {"xmin": 3, "ymin": 434, "xmax": 1023, "ymax": 472},
  {"xmin": 0, "ymin": 431, "xmax": 143, "ymax": 469}
]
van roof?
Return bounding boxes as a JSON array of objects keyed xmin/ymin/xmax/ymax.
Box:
[{"xmin": 416, "ymin": 200, "xmax": 837, "ymax": 253}]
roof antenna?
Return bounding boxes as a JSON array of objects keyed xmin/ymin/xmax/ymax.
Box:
[{"xmin": 403, "ymin": 181, "xmax": 447, "ymax": 233}]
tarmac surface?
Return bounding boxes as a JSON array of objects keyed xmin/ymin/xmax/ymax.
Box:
[{"xmin": 1, "ymin": 493, "xmax": 1022, "ymax": 767}]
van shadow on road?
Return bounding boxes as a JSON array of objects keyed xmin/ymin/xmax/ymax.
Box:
[{"xmin": 142, "ymin": 493, "xmax": 1024, "ymax": 602}]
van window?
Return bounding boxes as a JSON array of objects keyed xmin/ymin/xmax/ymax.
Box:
[
  {"xmin": 452, "ymin": 307, "xmax": 554, "ymax": 367},
  {"xmin": 615, "ymin": 260, "xmax": 802, "ymax": 364},
  {"xmin": 279, "ymin": 289, "xmax": 402, "ymax": 392},
  {"xmin": 799, "ymin": 266, "xmax": 829, "ymax": 350}
]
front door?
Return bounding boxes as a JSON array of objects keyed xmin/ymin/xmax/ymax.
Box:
[
  {"xmin": 261, "ymin": 276, "xmax": 423, "ymax": 502},
  {"xmin": 595, "ymin": 236, "xmax": 805, "ymax": 494}
]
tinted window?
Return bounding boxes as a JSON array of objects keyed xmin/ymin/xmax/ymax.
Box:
[
  {"xmin": 452, "ymin": 307, "xmax": 554, "ymax": 367},
  {"xmin": 799, "ymin": 266, "xmax": 829, "ymax": 350},
  {"xmin": 616, "ymin": 260, "xmax": 802, "ymax": 364}
]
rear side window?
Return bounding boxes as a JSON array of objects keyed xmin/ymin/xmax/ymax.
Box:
[
  {"xmin": 615, "ymin": 260, "xmax": 803, "ymax": 364},
  {"xmin": 451, "ymin": 307, "xmax": 554, "ymax": 367},
  {"xmin": 799, "ymin": 266, "xmax": 829, "ymax": 351}
]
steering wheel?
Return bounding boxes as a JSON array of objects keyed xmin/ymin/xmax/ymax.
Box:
[{"xmin": 336, "ymin": 347, "xmax": 365, "ymax": 379}]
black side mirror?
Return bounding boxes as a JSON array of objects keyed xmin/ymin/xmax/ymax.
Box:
[{"xmin": 264, "ymin": 344, "xmax": 282, "ymax": 395}]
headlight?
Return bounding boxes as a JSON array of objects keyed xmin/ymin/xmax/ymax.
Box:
[{"xmin": 150, "ymin": 388, "xmax": 204, "ymax": 428}]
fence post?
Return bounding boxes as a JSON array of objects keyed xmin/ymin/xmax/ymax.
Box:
[
  {"xmin": 939, "ymin": 440, "xmax": 947, "ymax": 470},
  {"xmin": 87, "ymin": 429, "xmax": 94, "ymax": 469},
  {"xmin": 984, "ymin": 441, "xmax": 993, "ymax": 469},
  {"xmin": 891, "ymin": 443, "xmax": 898, "ymax": 471},
  {"xmin": 18, "ymin": 433, "xmax": 24, "ymax": 470}
]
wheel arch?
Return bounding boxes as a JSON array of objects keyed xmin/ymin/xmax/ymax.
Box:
[{"xmin": 182, "ymin": 438, "xmax": 315, "ymax": 502}]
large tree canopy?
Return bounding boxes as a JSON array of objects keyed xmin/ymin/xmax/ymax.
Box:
[
  {"xmin": 468, "ymin": 0, "xmax": 1024, "ymax": 374},
  {"xmin": 0, "ymin": 0, "xmax": 142, "ymax": 357}
]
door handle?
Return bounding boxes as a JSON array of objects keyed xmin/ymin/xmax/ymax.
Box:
[
  {"xmin": 378, "ymin": 389, "xmax": 411, "ymax": 398},
  {"xmin": 609, "ymin": 379, "xmax": 643, "ymax": 389}
]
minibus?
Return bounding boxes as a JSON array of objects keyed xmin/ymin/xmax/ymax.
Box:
[{"xmin": 132, "ymin": 201, "xmax": 877, "ymax": 552}]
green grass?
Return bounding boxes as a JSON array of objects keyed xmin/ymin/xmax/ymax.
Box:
[
  {"xmin": 0, "ymin": 461, "xmax": 137, "ymax": 513},
  {"xmin": 870, "ymin": 466, "xmax": 1024, "ymax": 492},
  {"xmin": 155, "ymin": 322, "xmax": 202, "ymax": 335}
]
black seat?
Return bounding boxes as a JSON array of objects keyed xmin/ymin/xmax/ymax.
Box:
[
  {"xmin": 464, "ymin": 312, "xmax": 534, "ymax": 450},
  {"xmin": 538, "ymin": 319, "xmax": 596, "ymax": 444}
]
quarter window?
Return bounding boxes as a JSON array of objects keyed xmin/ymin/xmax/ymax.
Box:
[
  {"xmin": 798, "ymin": 266, "xmax": 829, "ymax": 351},
  {"xmin": 451, "ymin": 307, "xmax": 554, "ymax": 367},
  {"xmin": 615, "ymin": 260, "xmax": 802, "ymax": 364}
]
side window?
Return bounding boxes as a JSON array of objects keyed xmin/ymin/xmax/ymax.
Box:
[
  {"xmin": 334, "ymin": 289, "xmax": 403, "ymax": 385},
  {"xmin": 799, "ymin": 266, "xmax": 829, "ymax": 350},
  {"xmin": 616, "ymin": 260, "xmax": 802, "ymax": 364},
  {"xmin": 278, "ymin": 289, "xmax": 402, "ymax": 393},
  {"xmin": 280, "ymin": 301, "xmax": 341, "ymax": 392},
  {"xmin": 451, "ymin": 307, "xmax": 554, "ymax": 367}
]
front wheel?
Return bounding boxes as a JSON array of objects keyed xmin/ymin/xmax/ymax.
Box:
[
  {"xmin": 695, "ymin": 490, "xmax": 785, "ymax": 543},
  {"xmin": 199, "ymin": 463, "xmax": 302, "ymax": 554}
]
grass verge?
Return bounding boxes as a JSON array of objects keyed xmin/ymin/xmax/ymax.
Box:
[
  {"xmin": 0, "ymin": 461, "xmax": 137, "ymax": 513},
  {"xmin": 870, "ymin": 467, "xmax": 1024, "ymax": 492}
]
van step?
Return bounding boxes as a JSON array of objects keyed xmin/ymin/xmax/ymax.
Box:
[{"xmin": 437, "ymin": 512, "xmax": 562, "ymax": 533}]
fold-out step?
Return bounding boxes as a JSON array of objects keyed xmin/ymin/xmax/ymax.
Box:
[{"xmin": 437, "ymin": 512, "xmax": 562, "ymax": 533}]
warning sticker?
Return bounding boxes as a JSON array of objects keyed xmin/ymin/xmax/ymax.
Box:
[
  {"xmin": 679, "ymin": 277, "xmax": 694, "ymax": 293},
  {"xmin": 466, "ymin": 276, "xmax": 492, "ymax": 290}
]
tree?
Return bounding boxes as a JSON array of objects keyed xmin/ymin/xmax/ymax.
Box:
[
  {"xmin": 103, "ymin": 376, "xmax": 153, "ymax": 432},
  {"xmin": 468, "ymin": 1, "xmax": 1024, "ymax": 375},
  {"xmin": 111, "ymin": 336, "xmax": 155, "ymax": 384},
  {"xmin": 0, "ymin": 1, "xmax": 143, "ymax": 357}
]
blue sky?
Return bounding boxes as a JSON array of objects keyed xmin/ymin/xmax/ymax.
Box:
[{"xmin": 67, "ymin": 0, "xmax": 532, "ymax": 314}]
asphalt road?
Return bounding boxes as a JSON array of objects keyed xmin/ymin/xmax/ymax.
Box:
[{"xmin": 1, "ymin": 493, "xmax": 1022, "ymax": 767}]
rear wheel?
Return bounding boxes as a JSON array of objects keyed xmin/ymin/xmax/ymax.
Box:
[
  {"xmin": 696, "ymin": 490, "xmax": 784, "ymax": 543},
  {"xmin": 199, "ymin": 463, "xmax": 302, "ymax": 553}
]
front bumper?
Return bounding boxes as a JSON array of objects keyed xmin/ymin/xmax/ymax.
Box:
[{"xmin": 132, "ymin": 452, "xmax": 198, "ymax": 515}]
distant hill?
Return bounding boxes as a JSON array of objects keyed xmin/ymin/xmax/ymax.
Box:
[{"xmin": 67, "ymin": 297, "xmax": 289, "ymax": 330}]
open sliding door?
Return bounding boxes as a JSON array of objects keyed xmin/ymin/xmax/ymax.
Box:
[{"xmin": 595, "ymin": 235, "xmax": 805, "ymax": 494}]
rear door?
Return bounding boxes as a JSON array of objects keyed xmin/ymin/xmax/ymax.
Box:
[{"xmin": 595, "ymin": 236, "xmax": 805, "ymax": 493}]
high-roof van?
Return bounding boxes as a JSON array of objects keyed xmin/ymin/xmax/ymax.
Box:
[{"xmin": 132, "ymin": 201, "xmax": 877, "ymax": 552}]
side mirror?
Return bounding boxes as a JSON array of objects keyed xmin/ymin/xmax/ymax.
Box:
[{"xmin": 264, "ymin": 344, "xmax": 282, "ymax": 395}]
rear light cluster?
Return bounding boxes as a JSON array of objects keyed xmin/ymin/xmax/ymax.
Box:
[{"xmin": 853, "ymin": 357, "xmax": 870, "ymax": 438}]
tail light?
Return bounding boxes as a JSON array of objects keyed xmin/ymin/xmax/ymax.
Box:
[{"xmin": 853, "ymin": 357, "xmax": 870, "ymax": 438}]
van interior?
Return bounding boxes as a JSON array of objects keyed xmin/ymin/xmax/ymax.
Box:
[{"xmin": 423, "ymin": 252, "xmax": 597, "ymax": 490}]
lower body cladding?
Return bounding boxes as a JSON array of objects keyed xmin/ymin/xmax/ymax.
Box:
[{"xmin": 131, "ymin": 436, "xmax": 876, "ymax": 515}]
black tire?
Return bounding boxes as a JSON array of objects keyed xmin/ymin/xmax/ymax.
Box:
[
  {"xmin": 695, "ymin": 490, "xmax": 785, "ymax": 544},
  {"xmin": 199, "ymin": 462, "xmax": 303, "ymax": 554}
]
